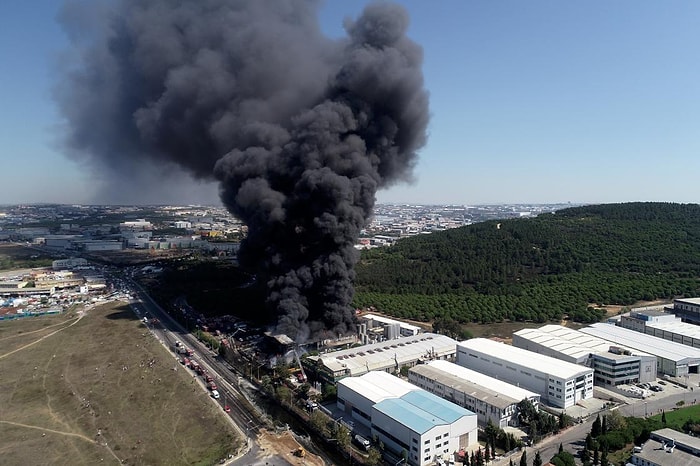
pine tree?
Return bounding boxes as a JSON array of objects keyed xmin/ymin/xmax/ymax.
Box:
[
  {"xmin": 558, "ymin": 411, "xmax": 566, "ymax": 430},
  {"xmin": 662, "ymin": 410, "xmax": 667, "ymax": 425},
  {"xmin": 491, "ymin": 437, "xmax": 496, "ymax": 459},
  {"xmin": 601, "ymin": 415, "xmax": 607, "ymax": 434},
  {"xmin": 593, "ymin": 447, "xmax": 599, "ymax": 466},
  {"xmin": 600, "ymin": 447, "xmax": 608, "ymax": 466},
  {"xmin": 559, "ymin": 443, "xmax": 564, "ymax": 454},
  {"xmin": 533, "ymin": 450, "xmax": 542, "ymax": 466},
  {"xmin": 585, "ymin": 433, "xmax": 594, "ymax": 450},
  {"xmin": 485, "ymin": 443, "xmax": 490, "ymax": 464},
  {"xmin": 520, "ymin": 450, "xmax": 528, "ymax": 466},
  {"xmin": 591, "ymin": 414, "xmax": 601, "ymax": 437},
  {"xmin": 581, "ymin": 447, "xmax": 591, "ymax": 464}
]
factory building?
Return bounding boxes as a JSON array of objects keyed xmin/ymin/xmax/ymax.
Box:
[
  {"xmin": 513, "ymin": 325, "xmax": 657, "ymax": 384},
  {"xmin": 337, "ymin": 370, "xmax": 419, "ymax": 428},
  {"xmin": 630, "ymin": 428, "xmax": 700, "ymax": 466},
  {"xmin": 456, "ymin": 338, "xmax": 593, "ymax": 409},
  {"xmin": 581, "ymin": 323, "xmax": 700, "ymax": 377},
  {"xmin": 302, "ymin": 333, "xmax": 457, "ymax": 385},
  {"xmin": 338, "ymin": 371, "xmax": 477, "ymax": 466},
  {"xmin": 667, "ymin": 297, "xmax": 700, "ymax": 324},
  {"xmin": 357, "ymin": 313, "xmax": 422, "ymax": 344},
  {"xmin": 52, "ymin": 257, "xmax": 88, "ymax": 270},
  {"xmin": 620, "ymin": 309, "xmax": 700, "ymax": 350},
  {"xmin": 408, "ymin": 360, "xmax": 540, "ymax": 428}
]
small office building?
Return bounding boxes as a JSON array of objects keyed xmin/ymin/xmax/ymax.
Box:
[
  {"xmin": 581, "ymin": 323, "xmax": 700, "ymax": 377},
  {"xmin": 408, "ymin": 360, "xmax": 540, "ymax": 428},
  {"xmin": 456, "ymin": 338, "xmax": 593, "ymax": 409},
  {"xmin": 513, "ymin": 324, "xmax": 657, "ymax": 384}
]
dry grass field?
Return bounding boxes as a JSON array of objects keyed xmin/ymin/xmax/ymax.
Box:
[{"xmin": 0, "ymin": 302, "xmax": 240, "ymax": 466}]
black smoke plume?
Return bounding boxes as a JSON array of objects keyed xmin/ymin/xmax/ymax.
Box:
[{"xmin": 56, "ymin": 0, "xmax": 430, "ymax": 341}]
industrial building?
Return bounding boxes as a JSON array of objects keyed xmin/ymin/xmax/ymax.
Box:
[
  {"xmin": 52, "ymin": 257, "xmax": 88, "ymax": 270},
  {"xmin": 630, "ymin": 428, "xmax": 700, "ymax": 466},
  {"xmin": 620, "ymin": 309, "xmax": 700, "ymax": 350},
  {"xmin": 357, "ymin": 313, "xmax": 422, "ymax": 344},
  {"xmin": 667, "ymin": 297, "xmax": 700, "ymax": 324},
  {"xmin": 513, "ymin": 325, "xmax": 657, "ymax": 385},
  {"xmin": 581, "ymin": 323, "xmax": 700, "ymax": 377},
  {"xmin": 302, "ymin": 333, "xmax": 457, "ymax": 384},
  {"xmin": 408, "ymin": 360, "xmax": 540, "ymax": 428},
  {"xmin": 337, "ymin": 371, "xmax": 477, "ymax": 466},
  {"xmin": 456, "ymin": 338, "xmax": 594, "ymax": 409}
]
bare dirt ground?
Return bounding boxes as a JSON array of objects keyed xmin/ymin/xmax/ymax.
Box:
[
  {"xmin": 255, "ymin": 430, "xmax": 325, "ymax": 466},
  {"xmin": 0, "ymin": 301, "xmax": 239, "ymax": 466}
]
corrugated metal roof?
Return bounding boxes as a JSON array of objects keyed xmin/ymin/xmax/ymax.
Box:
[
  {"xmin": 581, "ymin": 323, "xmax": 700, "ymax": 363},
  {"xmin": 338, "ymin": 371, "xmax": 418, "ymax": 403},
  {"xmin": 373, "ymin": 398, "xmax": 439, "ymax": 434},
  {"xmin": 414, "ymin": 360, "xmax": 540, "ymax": 405},
  {"xmin": 318, "ymin": 333, "xmax": 457, "ymax": 376},
  {"xmin": 457, "ymin": 338, "xmax": 593, "ymax": 380},
  {"xmin": 372, "ymin": 389, "xmax": 474, "ymax": 434},
  {"xmin": 401, "ymin": 390, "xmax": 474, "ymax": 424},
  {"xmin": 518, "ymin": 325, "xmax": 652, "ymax": 358}
]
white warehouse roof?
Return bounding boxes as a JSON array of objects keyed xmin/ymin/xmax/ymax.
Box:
[
  {"xmin": 581, "ymin": 323, "xmax": 700, "ymax": 363},
  {"xmin": 426, "ymin": 360, "xmax": 540, "ymax": 401},
  {"xmin": 646, "ymin": 320, "xmax": 700, "ymax": 340},
  {"xmin": 318, "ymin": 333, "xmax": 457, "ymax": 376},
  {"xmin": 516, "ymin": 325, "xmax": 652, "ymax": 358},
  {"xmin": 338, "ymin": 371, "xmax": 418, "ymax": 404},
  {"xmin": 458, "ymin": 338, "xmax": 592, "ymax": 380}
]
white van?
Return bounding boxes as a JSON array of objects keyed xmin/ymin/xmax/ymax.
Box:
[{"xmin": 211, "ymin": 390, "xmax": 220, "ymax": 399}]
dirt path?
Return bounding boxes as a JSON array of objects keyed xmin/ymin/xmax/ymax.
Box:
[
  {"xmin": 0, "ymin": 314, "xmax": 83, "ymax": 361},
  {"xmin": 0, "ymin": 420, "xmax": 123, "ymax": 464},
  {"xmin": 0, "ymin": 318, "xmax": 77, "ymax": 342}
]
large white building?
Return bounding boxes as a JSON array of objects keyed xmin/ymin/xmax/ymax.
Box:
[
  {"xmin": 581, "ymin": 323, "xmax": 700, "ymax": 377},
  {"xmin": 456, "ymin": 338, "xmax": 593, "ymax": 409},
  {"xmin": 620, "ymin": 309, "xmax": 700, "ymax": 350},
  {"xmin": 513, "ymin": 325, "xmax": 657, "ymax": 385},
  {"xmin": 408, "ymin": 360, "xmax": 540, "ymax": 428},
  {"xmin": 303, "ymin": 333, "xmax": 457, "ymax": 384},
  {"xmin": 338, "ymin": 371, "xmax": 477, "ymax": 466}
]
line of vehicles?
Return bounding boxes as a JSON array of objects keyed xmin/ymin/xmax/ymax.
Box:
[{"xmin": 175, "ymin": 340, "xmax": 222, "ymax": 399}]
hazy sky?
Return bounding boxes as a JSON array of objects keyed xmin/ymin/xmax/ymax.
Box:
[{"xmin": 2, "ymin": 1, "xmax": 700, "ymax": 206}]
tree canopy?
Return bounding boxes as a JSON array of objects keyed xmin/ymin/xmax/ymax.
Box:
[{"xmin": 355, "ymin": 202, "xmax": 700, "ymax": 324}]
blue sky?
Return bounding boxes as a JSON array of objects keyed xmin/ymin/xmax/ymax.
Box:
[{"xmin": 2, "ymin": 1, "xmax": 700, "ymax": 206}]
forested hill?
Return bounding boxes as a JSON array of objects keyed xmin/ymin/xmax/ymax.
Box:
[{"xmin": 353, "ymin": 202, "xmax": 700, "ymax": 324}]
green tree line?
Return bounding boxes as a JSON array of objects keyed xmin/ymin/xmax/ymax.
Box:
[{"xmin": 354, "ymin": 202, "xmax": 700, "ymax": 323}]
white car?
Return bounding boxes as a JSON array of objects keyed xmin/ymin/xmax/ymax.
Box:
[{"xmin": 211, "ymin": 390, "xmax": 220, "ymax": 399}]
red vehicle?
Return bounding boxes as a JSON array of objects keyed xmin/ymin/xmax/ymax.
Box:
[
  {"xmin": 190, "ymin": 361, "xmax": 200, "ymax": 371},
  {"xmin": 208, "ymin": 381, "xmax": 218, "ymax": 391},
  {"xmin": 196, "ymin": 365, "xmax": 205, "ymax": 375},
  {"xmin": 181, "ymin": 357, "xmax": 189, "ymax": 366},
  {"xmin": 224, "ymin": 405, "xmax": 231, "ymax": 413},
  {"xmin": 204, "ymin": 374, "xmax": 214, "ymax": 383}
]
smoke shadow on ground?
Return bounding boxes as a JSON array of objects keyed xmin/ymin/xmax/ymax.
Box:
[{"xmin": 105, "ymin": 305, "xmax": 139, "ymax": 321}]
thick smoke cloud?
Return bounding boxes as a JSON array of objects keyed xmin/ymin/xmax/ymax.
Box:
[{"xmin": 56, "ymin": 0, "xmax": 429, "ymax": 341}]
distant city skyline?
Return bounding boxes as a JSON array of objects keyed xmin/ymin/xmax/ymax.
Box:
[{"xmin": 2, "ymin": 1, "xmax": 700, "ymax": 206}]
